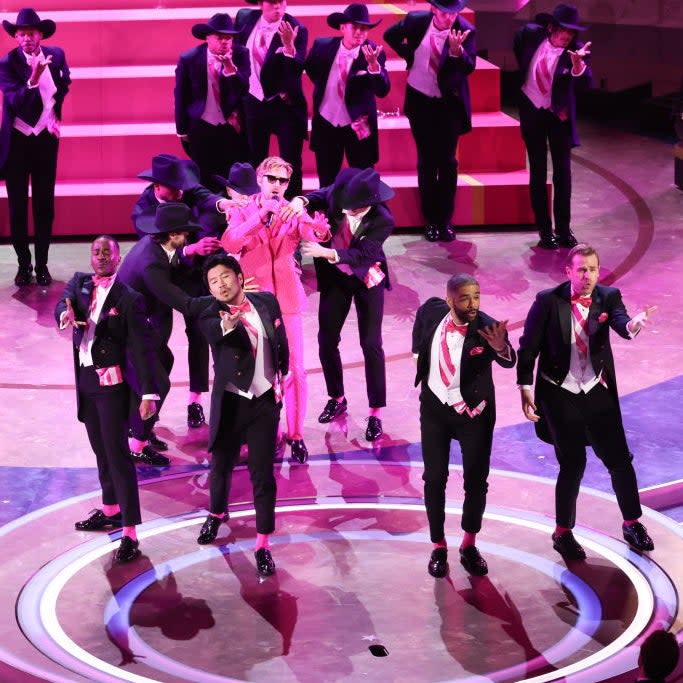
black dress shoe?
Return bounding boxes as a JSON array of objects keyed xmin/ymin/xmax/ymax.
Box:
[
  {"xmin": 75, "ymin": 508, "xmax": 122, "ymax": 531},
  {"xmin": 197, "ymin": 515, "xmax": 223, "ymax": 544},
  {"xmin": 131, "ymin": 446, "xmax": 170, "ymax": 466},
  {"xmin": 557, "ymin": 231, "xmax": 578, "ymax": 248},
  {"xmin": 318, "ymin": 397, "xmax": 347, "ymax": 423},
  {"xmin": 552, "ymin": 530, "xmax": 586, "ymax": 560},
  {"xmin": 438, "ymin": 224, "xmax": 456, "ymax": 242},
  {"xmin": 424, "ymin": 224, "xmax": 440, "ymax": 242},
  {"xmin": 115, "ymin": 536, "xmax": 141, "ymax": 563},
  {"xmin": 622, "ymin": 522, "xmax": 654, "ymax": 551},
  {"xmin": 289, "ymin": 439, "xmax": 308, "ymax": 464},
  {"xmin": 365, "ymin": 416, "xmax": 383, "ymax": 441},
  {"xmin": 459, "ymin": 545, "xmax": 488, "ymax": 576},
  {"xmin": 14, "ymin": 265, "xmax": 33, "ymax": 287},
  {"xmin": 255, "ymin": 547, "xmax": 276, "ymax": 576},
  {"xmin": 35, "ymin": 266, "xmax": 52, "ymax": 286},
  {"xmin": 187, "ymin": 402, "xmax": 205, "ymax": 428},
  {"xmin": 428, "ymin": 547, "xmax": 448, "ymax": 578},
  {"xmin": 537, "ymin": 235, "xmax": 559, "ymax": 250},
  {"xmin": 148, "ymin": 431, "xmax": 168, "ymax": 451}
]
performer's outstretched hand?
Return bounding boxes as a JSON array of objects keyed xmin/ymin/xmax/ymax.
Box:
[
  {"xmin": 627, "ymin": 305, "xmax": 657, "ymax": 336},
  {"xmin": 520, "ymin": 388, "xmax": 540, "ymax": 422},
  {"xmin": 478, "ymin": 320, "xmax": 509, "ymax": 353},
  {"xmin": 278, "ymin": 21, "xmax": 298, "ymax": 54},
  {"xmin": 279, "ymin": 197, "xmax": 305, "ymax": 222},
  {"xmin": 301, "ymin": 240, "xmax": 335, "ymax": 261},
  {"xmin": 447, "ymin": 29, "xmax": 471, "ymax": 57},
  {"xmin": 139, "ymin": 399, "xmax": 157, "ymax": 421},
  {"xmin": 219, "ymin": 308, "xmax": 242, "ymax": 332},
  {"xmin": 361, "ymin": 44, "xmax": 383, "ymax": 72},
  {"xmin": 243, "ymin": 276, "xmax": 260, "ymax": 292},
  {"xmin": 63, "ymin": 298, "xmax": 86, "ymax": 328},
  {"xmin": 568, "ymin": 41, "xmax": 591, "ymax": 73}
]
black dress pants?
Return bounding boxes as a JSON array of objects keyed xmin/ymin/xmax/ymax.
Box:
[
  {"xmin": 420, "ymin": 387, "xmax": 494, "ymax": 541},
  {"xmin": 405, "ymin": 86, "xmax": 461, "ymax": 227},
  {"xmin": 209, "ymin": 389, "xmax": 279, "ymax": 534},
  {"xmin": 78, "ymin": 366, "xmax": 141, "ymax": 526},
  {"xmin": 317, "ymin": 272, "xmax": 386, "ymax": 408},
  {"xmin": 5, "ymin": 128, "xmax": 59, "ymax": 268},
  {"xmin": 536, "ymin": 380, "xmax": 642, "ymax": 528}
]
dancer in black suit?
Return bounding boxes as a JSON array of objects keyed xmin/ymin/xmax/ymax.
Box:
[
  {"xmin": 513, "ymin": 4, "xmax": 591, "ymax": 249},
  {"xmin": 196, "ymin": 253, "xmax": 289, "ymax": 578},
  {"xmin": 175, "ymin": 13, "xmax": 250, "ymax": 193},
  {"xmin": 412, "ymin": 274, "xmax": 515, "ymax": 578},
  {"xmin": 304, "ymin": 3, "xmax": 390, "ymax": 187},
  {"xmin": 384, "ymin": 0, "xmax": 474, "ymax": 243},
  {"xmin": 235, "ymin": 0, "xmax": 308, "ymax": 198},
  {"xmin": 301, "ymin": 168, "xmax": 394, "ymax": 442},
  {"xmin": 117, "ymin": 203, "xmax": 205, "ymax": 466},
  {"xmin": 517, "ymin": 244, "xmax": 657, "ymax": 559},
  {"xmin": 0, "ymin": 8, "xmax": 70, "ymax": 286},
  {"xmin": 56, "ymin": 236, "xmax": 160, "ymax": 563}
]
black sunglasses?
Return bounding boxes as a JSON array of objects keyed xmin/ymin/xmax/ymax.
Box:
[{"xmin": 264, "ymin": 174, "xmax": 290, "ymax": 184}]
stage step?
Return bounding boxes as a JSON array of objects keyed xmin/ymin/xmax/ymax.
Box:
[
  {"xmin": 0, "ymin": 169, "xmax": 535, "ymax": 236},
  {"xmin": 62, "ymin": 57, "xmax": 501, "ymax": 125}
]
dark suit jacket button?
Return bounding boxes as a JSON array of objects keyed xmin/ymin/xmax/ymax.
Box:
[
  {"xmin": 234, "ymin": 354, "xmax": 239, "ymax": 359},
  {"xmin": 236, "ymin": 371, "xmax": 241, "ymax": 376}
]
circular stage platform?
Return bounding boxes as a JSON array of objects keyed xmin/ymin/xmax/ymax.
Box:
[{"xmin": 2, "ymin": 459, "xmax": 682, "ymax": 683}]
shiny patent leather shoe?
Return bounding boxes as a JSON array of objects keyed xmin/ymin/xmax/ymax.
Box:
[
  {"xmin": 115, "ymin": 536, "xmax": 141, "ymax": 563},
  {"xmin": 14, "ymin": 265, "xmax": 32, "ymax": 287},
  {"xmin": 428, "ymin": 547, "xmax": 448, "ymax": 578},
  {"xmin": 131, "ymin": 446, "xmax": 170, "ymax": 466},
  {"xmin": 75, "ymin": 508, "xmax": 122, "ymax": 531},
  {"xmin": 289, "ymin": 439, "xmax": 308, "ymax": 464},
  {"xmin": 557, "ymin": 231, "xmax": 578, "ymax": 248},
  {"xmin": 318, "ymin": 397, "xmax": 347, "ymax": 423},
  {"xmin": 365, "ymin": 416, "xmax": 383, "ymax": 441},
  {"xmin": 459, "ymin": 545, "xmax": 488, "ymax": 576},
  {"xmin": 424, "ymin": 224, "xmax": 440, "ymax": 242},
  {"xmin": 35, "ymin": 266, "xmax": 53, "ymax": 286},
  {"xmin": 622, "ymin": 521, "xmax": 654, "ymax": 551},
  {"xmin": 255, "ymin": 547, "xmax": 276, "ymax": 576},
  {"xmin": 552, "ymin": 530, "xmax": 586, "ymax": 560},
  {"xmin": 537, "ymin": 235, "xmax": 559, "ymax": 250},
  {"xmin": 148, "ymin": 431, "xmax": 168, "ymax": 451},
  {"xmin": 438, "ymin": 224, "xmax": 456, "ymax": 242},
  {"xmin": 187, "ymin": 402, "xmax": 205, "ymax": 429},
  {"xmin": 197, "ymin": 515, "xmax": 223, "ymax": 545}
]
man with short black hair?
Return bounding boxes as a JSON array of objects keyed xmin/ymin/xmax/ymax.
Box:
[
  {"xmin": 412, "ymin": 274, "xmax": 515, "ymax": 578},
  {"xmin": 637, "ymin": 629, "xmax": 680, "ymax": 682},
  {"xmin": 517, "ymin": 244, "xmax": 657, "ymax": 559}
]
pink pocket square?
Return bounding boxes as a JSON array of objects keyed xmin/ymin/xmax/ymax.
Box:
[
  {"xmin": 598, "ymin": 312, "xmax": 608, "ymax": 323},
  {"xmin": 108, "ymin": 307, "xmax": 119, "ymax": 316},
  {"xmin": 469, "ymin": 346, "xmax": 485, "ymax": 356},
  {"xmin": 274, "ymin": 318, "xmax": 281, "ymax": 328}
]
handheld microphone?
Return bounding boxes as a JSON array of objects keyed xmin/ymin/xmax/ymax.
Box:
[{"xmin": 264, "ymin": 194, "xmax": 279, "ymax": 228}]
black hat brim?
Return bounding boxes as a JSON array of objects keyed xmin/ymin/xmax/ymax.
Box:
[
  {"xmin": 429, "ymin": 0, "xmax": 468, "ymax": 13},
  {"xmin": 339, "ymin": 180, "xmax": 394, "ymax": 210},
  {"xmin": 191, "ymin": 24, "xmax": 241, "ymax": 40},
  {"xmin": 214, "ymin": 174, "xmax": 259, "ymax": 196},
  {"xmin": 327, "ymin": 13, "xmax": 382, "ymax": 30},
  {"xmin": 136, "ymin": 214, "xmax": 202, "ymax": 235},
  {"xmin": 535, "ymin": 12, "xmax": 587, "ymax": 31},
  {"xmin": 3, "ymin": 18, "xmax": 56, "ymax": 39}
]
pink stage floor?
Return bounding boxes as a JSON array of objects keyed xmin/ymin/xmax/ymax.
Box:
[{"xmin": 0, "ymin": 121, "xmax": 682, "ymax": 682}]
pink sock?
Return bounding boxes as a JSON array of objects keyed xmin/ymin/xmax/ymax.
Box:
[
  {"xmin": 555, "ymin": 525, "xmax": 571, "ymax": 536},
  {"xmin": 129, "ymin": 437, "xmax": 147, "ymax": 453},
  {"xmin": 102, "ymin": 504, "xmax": 120, "ymax": 517},
  {"xmin": 255, "ymin": 533, "xmax": 270, "ymax": 550},
  {"xmin": 369, "ymin": 407, "xmax": 382, "ymax": 418},
  {"xmin": 209, "ymin": 512, "xmax": 225, "ymax": 519},
  {"xmin": 623, "ymin": 519, "xmax": 638, "ymax": 527},
  {"xmin": 122, "ymin": 526, "xmax": 137, "ymax": 542},
  {"xmin": 188, "ymin": 391, "xmax": 201, "ymax": 404},
  {"xmin": 333, "ymin": 396, "xmax": 345, "ymax": 402},
  {"xmin": 433, "ymin": 538, "xmax": 447, "ymax": 550},
  {"xmin": 460, "ymin": 532, "xmax": 477, "ymax": 549}
]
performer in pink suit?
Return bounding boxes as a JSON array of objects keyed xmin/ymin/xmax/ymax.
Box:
[{"xmin": 221, "ymin": 155, "xmax": 330, "ymax": 463}]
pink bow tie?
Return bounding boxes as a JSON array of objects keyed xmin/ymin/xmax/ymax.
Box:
[
  {"xmin": 445, "ymin": 319, "xmax": 468, "ymax": 335},
  {"xmin": 571, "ymin": 295, "xmax": 592, "ymax": 307},
  {"xmin": 228, "ymin": 298, "xmax": 252, "ymax": 315},
  {"xmin": 92, "ymin": 275, "xmax": 114, "ymax": 288}
]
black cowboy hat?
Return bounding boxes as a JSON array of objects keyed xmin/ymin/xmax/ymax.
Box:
[
  {"xmin": 535, "ymin": 4, "xmax": 587, "ymax": 31},
  {"xmin": 214, "ymin": 162, "xmax": 259, "ymax": 196},
  {"xmin": 428, "ymin": 0, "xmax": 468, "ymax": 13},
  {"xmin": 192, "ymin": 13, "xmax": 240, "ymax": 40},
  {"xmin": 3, "ymin": 8, "xmax": 56, "ymax": 39},
  {"xmin": 327, "ymin": 4, "xmax": 381, "ymax": 30},
  {"xmin": 138, "ymin": 154, "xmax": 198, "ymax": 191},
  {"xmin": 137, "ymin": 203, "xmax": 202, "ymax": 235},
  {"xmin": 337, "ymin": 168, "xmax": 394, "ymax": 210}
]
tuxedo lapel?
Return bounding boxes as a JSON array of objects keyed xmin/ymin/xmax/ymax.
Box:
[
  {"xmin": 586, "ymin": 287, "xmax": 603, "ymax": 337},
  {"xmin": 79, "ymin": 276, "xmax": 94, "ymax": 314},
  {"xmin": 557, "ymin": 284, "xmax": 572, "ymax": 345}
]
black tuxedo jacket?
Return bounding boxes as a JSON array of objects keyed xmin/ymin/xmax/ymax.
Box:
[
  {"xmin": 383, "ymin": 11, "xmax": 475, "ymax": 133},
  {"xmin": 517, "ymin": 282, "xmax": 632, "ymax": 442},
  {"xmin": 513, "ymin": 22, "xmax": 591, "ymax": 147},
  {"xmin": 0, "ymin": 45, "xmax": 71, "ymax": 169},
  {"xmin": 116, "ymin": 235, "xmax": 207, "ymax": 344},
  {"xmin": 199, "ymin": 292, "xmax": 289, "ymax": 450},
  {"xmin": 234, "ymin": 9, "xmax": 308, "ymax": 135},
  {"xmin": 174, "ymin": 42, "xmax": 250, "ymax": 137},
  {"xmin": 305, "ymin": 36, "xmax": 390, "ymax": 145},
  {"xmin": 306, "ymin": 194, "xmax": 395, "ymax": 290},
  {"xmin": 412, "ymin": 297, "xmax": 516, "ymax": 421},
  {"xmin": 55, "ymin": 274, "xmax": 162, "ymax": 421}
]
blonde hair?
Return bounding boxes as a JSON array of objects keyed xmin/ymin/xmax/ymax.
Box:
[{"xmin": 256, "ymin": 156, "xmax": 293, "ymax": 179}]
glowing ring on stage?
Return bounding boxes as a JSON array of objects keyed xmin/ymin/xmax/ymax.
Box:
[{"xmin": 16, "ymin": 501, "xmax": 669, "ymax": 683}]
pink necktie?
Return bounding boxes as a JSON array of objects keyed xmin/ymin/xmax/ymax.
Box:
[
  {"xmin": 535, "ymin": 50, "xmax": 553, "ymax": 96},
  {"xmin": 429, "ymin": 34, "xmax": 442, "ymax": 76},
  {"xmin": 337, "ymin": 53, "xmax": 350, "ymax": 100},
  {"xmin": 439, "ymin": 319, "xmax": 468, "ymax": 388},
  {"xmin": 229, "ymin": 300, "xmax": 258, "ymax": 358},
  {"xmin": 331, "ymin": 216, "xmax": 354, "ymax": 276},
  {"xmin": 254, "ymin": 29, "xmax": 267, "ymax": 72},
  {"xmin": 209, "ymin": 59, "xmax": 222, "ymax": 103},
  {"xmin": 571, "ymin": 300, "xmax": 590, "ymax": 372}
]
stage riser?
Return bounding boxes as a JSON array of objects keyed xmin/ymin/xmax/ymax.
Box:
[{"xmin": 61, "ymin": 65, "xmax": 501, "ymax": 124}]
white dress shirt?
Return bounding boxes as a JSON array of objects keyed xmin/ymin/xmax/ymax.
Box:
[
  {"xmin": 319, "ymin": 43, "xmax": 361, "ymax": 127},
  {"xmin": 407, "ymin": 22, "xmax": 450, "ymax": 98},
  {"xmin": 15, "ymin": 49, "xmax": 57, "ymax": 135}
]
